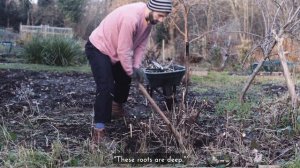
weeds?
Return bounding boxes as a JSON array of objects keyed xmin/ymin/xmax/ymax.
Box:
[
  {"xmin": 216, "ymin": 98, "xmax": 253, "ymax": 118},
  {"xmin": 0, "ymin": 127, "xmax": 114, "ymax": 167}
]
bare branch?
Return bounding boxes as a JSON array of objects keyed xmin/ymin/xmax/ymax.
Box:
[
  {"xmin": 240, "ymin": 58, "xmax": 267, "ymax": 103},
  {"xmin": 276, "ymin": 0, "xmax": 287, "ymax": 21},
  {"xmin": 189, "ymin": 30, "xmax": 216, "ymax": 43},
  {"xmin": 282, "ymin": 8, "xmax": 300, "ymax": 30},
  {"xmin": 289, "ymin": 19, "xmax": 300, "ymax": 31},
  {"xmin": 288, "ymin": 6, "xmax": 300, "ymax": 23},
  {"xmin": 271, "ymin": 1, "xmax": 284, "ymax": 30},
  {"xmin": 272, "ymin": 0, "xmax": 281, "ymax": 8},
  {"xmin": 190, "ymin": 30, "xmax": 262, "ymax": 44},
  {"xmin": 241, "ymin": 44, "xmax": 260, "ymax": 67},
  {"xmin": 258, "ymin": 1, "xmax": 268, "ymax": 35},
  {"xmin": 170, "ymin": 18, "xmax": 185, "ymax": 37},
  {"xmin": 287, "ymin": 2, "xmax": 294, "ymax": 21},
  {"xmin": 138, "ymin": 83, "xmax": 187, "ymax": 152},
  {"xmin": 225, "ymin": 31, "xmax": 263, "ymax": 38}
]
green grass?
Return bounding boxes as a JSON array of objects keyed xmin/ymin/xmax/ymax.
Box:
[
  {"xmin": 0, "ymin": 63, "xmax": 91, "ymax": 73},
  {"xmin": 190, "ymin": 71, "xmax": 247, "ymax": 99},
  {"xmin": 2, "ymin": 57, "xmax": 25, "ymax": 63},
  {"xmin": 190, "ymin": 71, "xmax": 255, "ymax": 118},
  {"xmin": 191, "ymin": 71, "xmax": 246, "ymax": 88},
  {"xmin": 215, "ymin": 97, "xmax": 253, "ymax": 118},
  {"xmin": 191, "ymin": 71, "xmax": 290, "ymax": 87},
  {"xmin": 284, "ymin": 158, "xmax": 300, "ymax": 168},
  {"xmin": 191, "ymin": 71, "xmax": 293, "ymax": 95},
  {"xmin": 190, "ymin": 71, "xmax": 290, "ymax": 118}
]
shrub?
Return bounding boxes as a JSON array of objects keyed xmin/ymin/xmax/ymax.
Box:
[
  {"xmin": 209, "ymin": 45, "xmax": 222, "ymax": 67},
  {"xmin": 22, "ymin": 36, "xmax": 85, "ymax": 66},
  {"xmin": 22, "ymin": 37, "xmax": 44, "ymax": 64}
]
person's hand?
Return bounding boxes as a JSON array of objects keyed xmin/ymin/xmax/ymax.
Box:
[{"xmin": 132, "ymin": 68, "xmax": 145, "ymax": 83}]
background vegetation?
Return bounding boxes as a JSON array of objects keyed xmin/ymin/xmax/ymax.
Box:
[{"xmin": 22, "ymin": 36, "xmax": 85, "ymax": 66}]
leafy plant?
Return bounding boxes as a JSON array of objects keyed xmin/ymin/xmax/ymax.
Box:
[
  {"xmin": 22, "ymin": 36, "xmax": 85, "ymax": 66},
  {"xmin": 22, "ymin": 37, "xmax": 44, "ymax": 64}
]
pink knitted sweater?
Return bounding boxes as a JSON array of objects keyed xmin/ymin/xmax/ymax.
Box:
[{"xmin": 89, "ymin": 2, "xmax": 152, "ymax": 76}]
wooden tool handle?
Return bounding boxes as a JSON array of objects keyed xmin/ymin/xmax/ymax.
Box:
[{"xmin": 138, "ymin": 83, "xmax": 186, "ymax": 152}]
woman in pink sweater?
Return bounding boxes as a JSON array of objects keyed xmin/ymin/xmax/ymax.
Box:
[{"xmin": 85, "ymin": 0, "xmax": 173, "ymax": 144}]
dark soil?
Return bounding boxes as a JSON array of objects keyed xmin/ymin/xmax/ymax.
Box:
[
  {"xmin": 1, "ymin": 69, "xmax": 299, "ymax": 167},
  {"xmin": 0, "ymin": 69, "xmax": 96, "ymax": 151},
  {"xmin": 0, "ymin": 69, "xmax": 177, "ymax": 152}
]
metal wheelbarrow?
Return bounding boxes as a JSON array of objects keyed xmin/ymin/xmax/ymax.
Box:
[{"xmin": 144, "ymin": 64, "xmax": 186, "ymax": 109}]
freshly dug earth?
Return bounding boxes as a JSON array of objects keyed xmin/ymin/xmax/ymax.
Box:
[
  {"xmin": 0, "ymin": 69, "xmax": 174, "ymax": 153},
  {"xmin": 0, "ymin": 69, "xmax": 299, "ymax": 167}
]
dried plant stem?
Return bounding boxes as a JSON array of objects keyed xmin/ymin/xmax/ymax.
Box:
[{"xmin": 138, "ymin": 83, "xmax": 187, "ymax": 152}]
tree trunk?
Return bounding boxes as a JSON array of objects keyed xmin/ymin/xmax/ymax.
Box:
[
  {"xmin": 239, "ymin": 58, "xmax": 266, "ymax": 102},
  {"xmin": 184, "ymin": 5, "xmax": 190, "ymax": 101},
  {"xmin": 239, "ymin": 39, "xmax": 276, "ymax": 102},
  {"xmin": 27, "ymin": 11, "xmax": 30, "ymax": 25},
  {"xmin": 243, "ymin": 0, "xmax": 248, "ymax": 40},
  {"xmin": 276, "ymin": 37, "xmax": 298, "ymax": 108},
  {"xmin": 230, "ymin": 0, "xmax": 244, "ymax": 41}
]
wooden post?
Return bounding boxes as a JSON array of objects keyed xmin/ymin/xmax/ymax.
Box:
[
  {"xmin": 20, "ymin": 23, "xmax": 23, "ymax": 40},
  {"xmin": 162, "ymin": 39, "xmax": 165, "ymax": 64}
]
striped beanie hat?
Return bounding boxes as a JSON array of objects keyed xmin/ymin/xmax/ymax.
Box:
[{"xmin": 147, "ymin": 0, "xmax": 173, "ymax": 13}]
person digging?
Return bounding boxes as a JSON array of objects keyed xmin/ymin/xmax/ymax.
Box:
[{"xmin": 85, "ymin": 0, "xmax": 173, "ymax": 144}]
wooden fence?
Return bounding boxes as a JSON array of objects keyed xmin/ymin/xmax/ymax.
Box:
[{"xmin": 20, "ymin": 24, "xmax": 73, "ymax": 40}]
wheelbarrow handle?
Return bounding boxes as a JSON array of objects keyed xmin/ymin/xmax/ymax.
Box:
[{"xmin": 138, "ymin": 83, "xmax": 170, "ymax": 124}]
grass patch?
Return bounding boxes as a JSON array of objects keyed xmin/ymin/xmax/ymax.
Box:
[
  {"xmin": 190, "ymin": 71, "xmax": 269, "ymax": 118},
  {"xmin": 0, "ymin": 63, "xmax": 91, "ymax": 73},
  {"xmin": 191, "ymin": 71, "xmax": 246, "ymax": 88},
  {"xmin": 190, "ymin": 71, "xmax": 247, "ymax": 101},
  {"xmin": 191, "ymin": 71, "xmax": 289, "ymax": 88},
  {"xmin": 191, "ymin": 71, "xmax": 293, "ymax": 96},
  {"xmin": 284, "ymin": 158, "xmax": 300, "ymax": 168},
  {"xmin": 215, "ymin": 98, "xmax": 253, "ymax": 118}
]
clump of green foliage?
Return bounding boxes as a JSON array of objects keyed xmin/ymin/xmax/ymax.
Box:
[{"xmin": 22, "ymin": 36, "xmax": 85, "ymax": 66}]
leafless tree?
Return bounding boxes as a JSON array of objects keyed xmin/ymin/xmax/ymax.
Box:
[
  {"xmin": 171, "ymin": 0, "xmax": 225, "ymax": 97},
  {"xmin": 240, "ymin": 0, "xmax": 300, "ymax": 109},
  {"xmin": 170, "ymin": 0, "xmax": 194, "ymax": 100}
]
